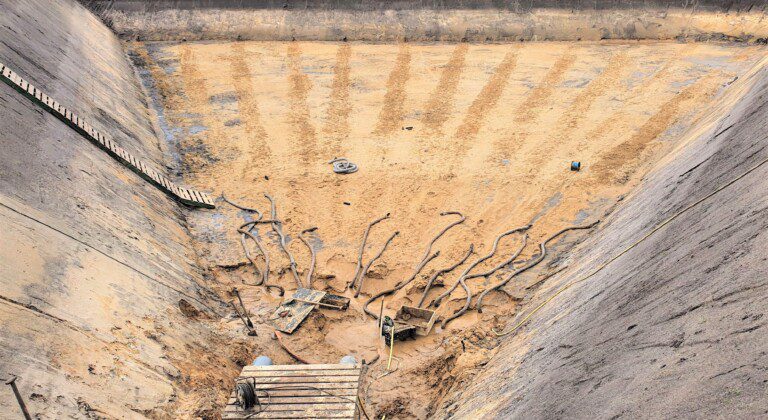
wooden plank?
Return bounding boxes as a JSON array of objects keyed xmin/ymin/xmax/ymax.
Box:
[
  {"xmin": 239, "ymin": 369, "xmax": 361, "ymax": 377},
  {"xmin": 242, "ymin": 364, "xmax": 356, "ymax": 371},
  {"xmin": 247, "ymin": 382, "xmax": 360, "ymax": 390},
  {"xmin": 177, "ymin": 188, "xmax": 192, "ymax": 201},
  {"xmin": 225, "ymin": 416, "xmax": 351, "ymax": 420},
  {"xmin": 236, "ymin": 376, "xmax": 361, "ymax": 385},
  {"xmin": 224, "ymin": 402, "xmax": 352, "ymax": 412},
  {"xmin": 228, "ymin": 389, "xmax": 357, "ymax": 398},
  {"xmin": 223, "ymin": 409, "xmax": 355, "ymax": 419},
  {"xmin": 227, "ymin": 396, "xmax": 357, "ymax": 405}
]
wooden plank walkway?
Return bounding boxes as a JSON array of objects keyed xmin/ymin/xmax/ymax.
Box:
[
  {"xmin": 0, "ymin": 62, "xmax": 214, "ymax": 209},
  {"xmin": 224, "ymin": 363, "xmax": 362, "ymax": 419}
]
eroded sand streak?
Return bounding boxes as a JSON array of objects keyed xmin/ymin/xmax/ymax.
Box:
[
  {"xmin": 286, "ymin": 43, "xmax": 318, "ymax": 163},
  {"xmin": 594, "ymin": 71, "xmax": 725, "ymax": 182},
  {"xmin": 569, "ymin": 45, "xmax": 701, "ymax": 162},
  {"xmin": 421, "ymin": 44, "xmax": 469, "ymax": 134},
  {"xmin": 514, "ymin": 52, "xmax": 577, "ymax": 124},
  {"xmin": 374, "ymin": 44, "xmax": 411, "ymax": 135},
  {"xmin": 179, "ymin": 44, "xmax": 226, "ymax": 162},
  {"xmin": 227, "ymin": 43, "xmax": 271, "ymax": 164},
  {"xmin": 452, "ymin": 49, "xmax": 518, "ymax": 150},
  {"xmin": 323, "ymin": 43, "xmax": 352, "ymax": 155}
]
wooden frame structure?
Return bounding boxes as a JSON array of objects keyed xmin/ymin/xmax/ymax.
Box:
[{"xmin": 223, "ymin": 363, "xmax": 363, "ymax": 419}]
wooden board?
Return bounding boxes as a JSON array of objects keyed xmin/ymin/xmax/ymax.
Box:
[
  {"xmin": 395, "ymin": 305, "xmax": 438, "ymax": 336},
  {"xmin": 223, "ymin": 363, "xmax": 362, "ymax": 419},
  {"xmin": 270, "ymin": 288, "xmax": 326, "ymax": 333}
]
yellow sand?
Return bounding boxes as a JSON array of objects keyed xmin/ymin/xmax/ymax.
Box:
[{"xmin": 130, "ymin": 40, "xmax": 766, "ymax": 418}]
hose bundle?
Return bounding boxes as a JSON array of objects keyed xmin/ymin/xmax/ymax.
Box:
[{"xmin": 328, "ymin": 157, "xmax": 358, "ymax": 174}]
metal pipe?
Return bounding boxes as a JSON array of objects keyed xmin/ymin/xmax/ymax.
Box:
[
  {"xmin": 363, "ymin": 211, "xmax": 465, "ymax": 319},
  {"xmin": 238, "ymin": 221, "xmax": 284, "ymax": 296},
  {"xmin": 221, "ymin": 191, "xmax": 263, "ymax": 220},
  {"xmin": 432, "ymin": 224, "xmax": 530, "ymax": 307},
  {"xmin": 464, "ymin": 234, "xmax": 528, "ymax": 281},
  {"xmin": 440, "ymin": 235, "xmax": 530, "ymax": 327}
]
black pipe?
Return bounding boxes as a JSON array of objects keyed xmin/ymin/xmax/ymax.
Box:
[{"xmin": 5, "ymin": 376, "xmax": 32, "ymax": 420}]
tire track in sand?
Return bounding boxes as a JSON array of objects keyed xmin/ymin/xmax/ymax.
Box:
[
  {"xmin": 421, "ymin": 43, "xmax": 469, "ymax": 134},
  {"xmin": 323, "ymin": 43, "xmax": 352, "ymax": 156},
  {"xmin": 373, "ymin": 44, "xmax": 411, "ymax": 136},
  {"xmin": 450, "ymin": 49, "xmax": 519, "ymax": 162},
  {"xmin": 227, "ymin": 43, "xmax": 271, "ymax": 168},
  {"xmin": 286, "ymin": 42, "xmax": 318, "ymax": 164}
]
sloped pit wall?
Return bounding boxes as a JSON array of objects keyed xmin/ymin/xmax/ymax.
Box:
[
  {"xmin": 80, "ymin": 0, "xmax": 768, "ymax": 41},
  {"xmin": 437, "ymin": 56, "xmax": 768, "ymax": 418},
  {"xmin": 0, "ymin": 0, "xmax": 224, "ymax": 417}
]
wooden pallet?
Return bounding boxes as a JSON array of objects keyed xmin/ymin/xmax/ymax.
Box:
[
  {"xmin": 223, "ymin": 363, "xmax": 362, "ymax": 419},
  {"xmin": 0, "ymin": 62, "xmax": 214, "ymax": 209}
]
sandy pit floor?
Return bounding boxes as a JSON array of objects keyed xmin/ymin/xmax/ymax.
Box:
[{"xmin": 128, "ymin": 40, "xmax": 765, "ymax": 418}]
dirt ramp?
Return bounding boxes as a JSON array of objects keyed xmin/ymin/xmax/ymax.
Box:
[
  {"xmin": 437, "ymin": 56, "xmax": 768, "ymax": 418},
  {"xmin": 81, "ymin": 0, "xmax": 768, "ymax": 42}
]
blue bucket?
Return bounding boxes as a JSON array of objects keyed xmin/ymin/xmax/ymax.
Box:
[{"xmin": 252, "ymin": 355, "xmax": 273, "ymax": 366}]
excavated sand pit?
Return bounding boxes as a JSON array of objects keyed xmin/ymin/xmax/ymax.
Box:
[
  {"xmin": 3, "ymin": 0, "xmax": 768, "ymax": 418},
  {"xmin": 128, "ymin": 40, "xmax": 765, "ymax": 417}
]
